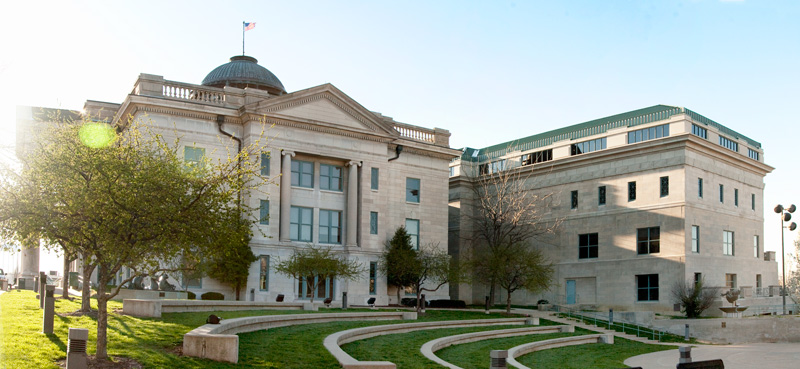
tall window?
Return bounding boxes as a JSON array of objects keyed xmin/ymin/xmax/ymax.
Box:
[
  {"xmin": 291, "ymin": 160, "xmax": 314, "ymax": 188},
  {"xmin": 660, "ymin": 176, "xmax": 669, "ymax": 197},
  {"xmin": 636, "ymin": 274, "xmax": 659, "ymax": 301},
  {"xmin": 369, "ymin": 262, "xmax": 377, "ymax": 295},
  {"xmin": 261, "ymin": 152, "xmax": 271, "ymax": 176},
  {"xmin": 290, "ymin": 206, "xmax": 313, "ymax": 242},
  {"xmin": 319, "ymin": 210, "xmax": 342, "ymax": 244},
  {"xmin": 734, "ymin": 189, "xmax": 739, "ymax": 207},
  {"xmin": 751, "ymin": 193, "xmax": 756, "ymax": 211},
  {"xmin": 719, "ymin": 136, "xmax": 738, "ymax": 152},
  {"xmin": 320, "ymin": 164, "xmax": 343, "ymax": 191},
  {"xmin": 637, "ymin": 227, "xmax": 660, "ymax": 254},
  {"xmin": 598, "ymin": 186, "xmax": 606, "ymax": 206},
  {"xmin": 370, "ymin": 212, "xmax": 378, "ymax": 235},
  {"xmin": 570, "ymin": 137, "xmax": 607, "ymax": 155},
  {"xmin": 754, "ymin": 235, "xmax": 759, "ymax": 258},
  {"xmin": 184, "ymin": 146, "xmax": 205, "ymax": 168},
  {"xmin": 748, "ymin": 148, "xmax": 759, "ymax": 161},
  {"xmin": 260, "ymin": 200, "xmax": 269, "ymax": 225},
  {"xmin": 691, "ymin": 225, "xmax": 699, "ymax": 253},
  {"xmin": 371, "ymin": 168, "xmax": 379, "ymax": 190},
  {"xmin": 628, "ymin": 124, "xmax": 670, "ymax": 144},
  {"xmin": 691, "ymin": 124, "xmax": 708, "ymax": 139},
  {"xmin": 694, "ymin": 273, "xmax": 702, "ymax": 285},
  {"xmin": 259, "ymin": 255, "xmax": 269, "ymax": 291},
  {"xmin": 628, "ymin": 181, "xmax": 637, "ymax": 202},
  {"xmin": 719, "ymin": 184, "xmax": 724, "ymax": 203},
  {"xmin": 298, "ymin": 276, "xmax": 334, "ymax": 300},
  {"xmin": 698, "ymin": 178, "xmax": 703, "ymax": 198},
  {"xmin": 756, "ymin": 274, "xmax": 762, "ymax": 288},
  {"xmin": 571, "ymin": 190, "xmax": 578, "ymax": 209},
  {"xmin": 405, "ymin": 219, "xmax": 420, "ymax": 250},
  {"xmin": 723, "ymin": 230, "xmax": 734, "ymax": 256},
  {"xmin": 725, "ymin": 273, "xmax": 737, "ymax": 289},
  {"xmin": 406, "ymin": 178, "xmax": 420, "ymax": 203},
  {"xmin": 579, "ymin": 233, "xmax": 598, "ymax": 259}
]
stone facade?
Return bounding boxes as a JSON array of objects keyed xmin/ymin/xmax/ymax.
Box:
[{"xmin": 449, "ymin": 106, "xmax": 779, "ymax": 314}]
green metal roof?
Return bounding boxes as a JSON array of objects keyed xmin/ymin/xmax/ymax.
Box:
[{"xmin": 458, "ymin": 105, "xmax": 761, "ymax": 162}]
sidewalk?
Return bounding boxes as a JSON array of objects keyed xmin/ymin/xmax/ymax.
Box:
[{"xmin": 624, "ymin": 343, "xmax": 800, "ymax": 369}]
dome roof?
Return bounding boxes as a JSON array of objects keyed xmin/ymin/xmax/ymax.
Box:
[{"xmin": 201, "ymin": 55, "xmax": 286, "ymax": 95}]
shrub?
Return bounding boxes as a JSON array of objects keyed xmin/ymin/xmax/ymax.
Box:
[
  {"xmin": 201, "ymin": 291, "xmax": 225, "ymax": 300},
  {"xmin": 186, "ymin": 291, "xmax": 196, "ymax": 300},
  {"xmin": 537, "ymin": 299, "xmax": 549, "ymax": 305},
  {"xmin": 400, "ymin": 297, "xmax": 429, "ymax": 307},
  {"xmin": 429, "ymin": 299, "xmax": 466, "ymax": 308}
]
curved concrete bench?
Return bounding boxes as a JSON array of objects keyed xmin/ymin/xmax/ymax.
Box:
[
  {"xmin": 420, "ymin": 325, "xmax": 574, "ymax": 369},
  {"xmin": 505, "ymin": 334, "xmax": 614, "ymax": 369},
  {"xmin": 123, "ymin": 299, "xmax": 307, "ymax": 318},
  {"xmin": 324, "ymin": 317, "xmax": 534, "ymax": 369},
  {"xmin": 184, "ymin": 311, "xmax": 417, "ymax": 363}
]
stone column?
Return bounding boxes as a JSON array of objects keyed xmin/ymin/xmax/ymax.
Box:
[
  {"xmin": 280, "ymin": 151, "xmax": 295, "ymax": 242},
  {"xmin": 19, "ymin": 237, "xmax": 40, "ymax": 290},
  {"xmin": 346, "ymin": 161, "xmax": 361, "ymax": 247}
]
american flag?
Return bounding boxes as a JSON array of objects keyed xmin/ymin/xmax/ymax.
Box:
[{"xmin": 244, "ymin": 22, "xmax": 256, "ymax": 31}]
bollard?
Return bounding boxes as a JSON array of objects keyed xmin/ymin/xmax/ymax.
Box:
[
  {"xmin": 67, "ymin": 328, "xmax": 89, "ymax": 369},
  {"xmin": 43, "ymin": 285, "xmax": 55, "ymax": 333},
  {"xmin": 33, "ymin": 276, "xmax": 39, "ymax": 293},
  {"xmin": 40, "ymin": 273, "xmax": 47, "ymax": 309},
  {"xmin": 490, "ymin": 350, "xmax": 508, "ymax": 369},
  {"xmin": 421, "ymin": 294, "xmax": 426, "ymax": 313},
  {"xmin": 342, "ymin": 291, "xmax": 348, "ymax": 310},
  {"xmin": 609, "ymin": 308, "xmax": 613, "ymax": 329},
  {"xmin": 684, "ymin": 324, "xmax": 690, "ymax": 341},
  {"xmin": 678, "ymin": 346, "xmax": 692, "ymax": 364},
  {"xmin": 250, "ymin": 288, "xmax": 255, "ymax": 301}
]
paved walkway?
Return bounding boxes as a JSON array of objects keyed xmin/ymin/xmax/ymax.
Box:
[{"xmin": 624, "ymin": 343, "xmax": 800, "ymax": 369}]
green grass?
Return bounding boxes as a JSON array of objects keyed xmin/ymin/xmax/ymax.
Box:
[
  {"xmin": 518, "ymin": 337, "xmax": 675, "ymax": 368},
  {"xmin": 558, "ymin": 313, "xmax": 698, "ymax": 343}
]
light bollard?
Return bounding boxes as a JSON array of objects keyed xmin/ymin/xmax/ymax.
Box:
[
  {"xmin": 342, "ymin": 291, "xmax": 348, "ymax": 310},
  {"xmin": 43, "ymin": 285, "xmax": 55, "ymax": 334},
  {"xmin": 490, "ymin": 350, "xmax": 508, "ymax": 369},
  {"xmin": 678, "ymin": 346, "xmax": 692, "ymax": 364},
  {"xmin": 67, "ymin": 328, "xmax": 89, "ymax": 369},
  {"xmin": 685, "ymin": 324, "xmax": 690, "ymax": 341}
]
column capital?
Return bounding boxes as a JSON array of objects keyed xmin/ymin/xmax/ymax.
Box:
[
  {"xmin": 347, "ymin": 160, "xmax": 362, "ymax": 167},
  {"xmin": 282, "ymin": 150, "xmax": 295, "ymax": 157}
]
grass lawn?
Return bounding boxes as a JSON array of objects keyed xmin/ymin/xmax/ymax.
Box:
[
  {"xmin": 519, "ymin": 337, "xmax": 676, "ymax": 368},
  {"xmin": 0, "ymin": 290, "xmax": 523, "ymax": 368}
]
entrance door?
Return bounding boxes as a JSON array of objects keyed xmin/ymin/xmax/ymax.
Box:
[{"xmin": 566, "ymin": 280, "xmax": 576, "ymax": 304}]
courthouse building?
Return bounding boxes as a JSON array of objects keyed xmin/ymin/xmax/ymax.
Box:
[
  {"xmin": 17, "ymin": 55, "xmax": 459, "ymax": 304},
  {"xmin": 448, "ymin": 105, "xmax": 781, "ymax": 314}
]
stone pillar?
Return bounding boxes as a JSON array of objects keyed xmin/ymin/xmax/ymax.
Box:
[
  {"xmin": 19, "ymin": 237, "xmax": 40, "ymax": 290},
  {"xmin": 346, "ymin": 161, "xmax": 360, "ymax": 247},
  {"xmin": 43, "ymin": 285, "xmax": 55, "ymax": 334},
  {"xmin": 279, "ymin": 151, "xmax": 295, "ymax": 242}
]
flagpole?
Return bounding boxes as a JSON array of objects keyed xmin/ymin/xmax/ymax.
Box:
[{"xmin": 242, "ymin": 21, "xmax": 245, "ymax": 55}]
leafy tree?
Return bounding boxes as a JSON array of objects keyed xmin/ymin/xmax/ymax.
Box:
[
  {"xmin": 205, "ymin": 216, "xmax": 258, "ymax": 300},
  {"xmin": 275, "ymin": 245, "xmax": 364, "ymax": 303},
  {"xmin": 407, "ymin": 243, "xmax": 465, "ymax": 313},
  {"xmin": 671, "ymin": 278, "xmax": 720, "ymax": 318},
  {"xmin": 0, "ymin": 114, "xmax": 270, "ymax": 359},
  {"xmin": 379, "ymin": 227, "xmax": 418, "ymax": 303},
  {"xmin": 487, "ymin": 242, "xmax": 553, "ymax": 313}
]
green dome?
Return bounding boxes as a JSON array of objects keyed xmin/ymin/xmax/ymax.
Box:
[{"xmin": 202, "ymin": 55, "xmax": 286, "ymax": 95}]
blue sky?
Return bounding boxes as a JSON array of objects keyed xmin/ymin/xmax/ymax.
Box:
[{"xmin": 1, "ymin": 0, "xmax": 799, "ymax": 273}]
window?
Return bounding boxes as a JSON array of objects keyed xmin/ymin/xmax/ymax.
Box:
[
  {"xmin": 319, "ymin": 210, "xmax": 342, "ymax": 244},
  {"xmin": 290, "ymin": 206, "xmax": 313, "ymax": 242},
  {"xmin": 369, "ymin": 262, "xmax": 377, "ymax": 295},
  {"xmin": 637, "ymin": 227, "xmax": 660, "ymax": 254},
  {"xmin": 691, "ymin": 124, "xmax": 708, "ymax": 139},
  {"xmin": 691, "ymin": 225, "xmax": 699, "ymax": 253},
  {"xmin": 756, "ymin": 274, "xmax": 762, "ymax": 288},
  {"xmin": 723, "ymin": 230, "xmax": 735, "ymax": 256},
  {"xmin": 371, "ymin": 168, "xmax": 379, "ymax": 190},
  {"xmin": 570, "ymin": 137, "xmax": 607, "ymax": 155},
  {"xmin": 521, "ymin": 149, "xmax": 553, "ymax": 166},
  {"xmin": 579, "ymin": 233, "xmax": 598, "ymax": 259},
  {"xmin": 259, "ymin": 255, "xmax": 269, "ymax": 291},
  {"xmin": 725, "ymin": 273, "xmax": 737, "ymax": 290},
  {"xmin": 320, "ymin": 164, "xmax": 343, "ymax": 191},
  {"xmin": 406, "ymin": 178, "xmax": 420, "ymax": 203},
  {"xmin": 734, "ymin": 189, "xmax": 739, "ymax": 207},
  {"xmin": 449, "ymin": 166, "xmax": 455, "ymax": 177},
  {"xmin": 719, "ymin": 136, "xmax": 738, "ymax": 152},
  {"xmin": 291, "ymin": 160, "xmax": 314, "ymax": 188},
  {"xmin": 571, "ymin": 190, "xmax": 578, "ymax": 209},
  {"xmin": 405, "ymin": 219, "xmax": 420, "ymax": 250},
  {"xmin": 698, "ymin": 178, "xmax": 703, "ymax": 198},
  {"xmin": 694, "ymin": 273, "xmax": 702, "ymax": 285},
  {"xmin": 628, "ymin": 124, "xmax": 670, "ymax": 144},
  {"xmin": 660, "ymin": 176, "xmax": 669, "ymax": 197},
  {"xmin": 260, "ymin": 200, "xmax": 269, "ymax": 225},
  {"xmin": 754, "ymin": 235, "xmax": 759, "ymax": 258},
  {"xmin": 183, "ymin": 275, "xmax": 202, "ymax": 289},
  {"xmin": 298, "ymin": 275, "xmax": 334, "ymax": 300},
  {"xmin": 598, "ymin": 186, "xmax": 606, "ymax": 206},
  {"xmin": 636, "ymin": 274, "xmax": 659, "ymax": 301},
  {"xmin": 752, "ymin": 194, "xmax": 756, "ymax": 210},
  {"xmin": 628, "ymin": 181, "xmax": 636, "ymax": 202},
  {"xmin": 719, "ymin": 184, "xmax": 724, "ymax": 203},
  {"xmin": 370, "ymin": 212, "xmax": 378, "ymax": 235},
  {"xmin": 490, "ymin": 160, "xmax": 507, "ymax": 173},
  {"xmin": 261, "ymin": 152, "xmax": 271, "ymax": 176},
  {"xmin": 748, "ymin": 148, "xmax": 759, "ymax": 161},
  {"xmin": 184, "ymin": 146, "xmax": 205, "ymax": 168}
]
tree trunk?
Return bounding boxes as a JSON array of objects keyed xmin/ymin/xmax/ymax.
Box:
[
  {"xmin": 506, "ymin": 288, "xmax": 512, "ymax": 314},
  {"xmin": 396, "ymin": 286, "xmax": 402, "ymax": 306},
  {"xmin": 80, "ymin": 259, "xmax": 94, "ymax": 312},
  {"xmin": 96, "ymin": 288, "xmax": 109, "ymax": 359},
  {"xmin": 488, "ymin": 280, "xmax": 496, "ymax": 309},
  {"xmin": 235, "ymin": 284, "xmax": 241, "ymax": 301}
]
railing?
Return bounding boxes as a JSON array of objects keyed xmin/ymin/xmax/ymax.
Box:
[
  {"xmin": 744, "ymin": 304, "xmax": 800, "ymax": 316},
  {"xmin": 754, "ymin": 287, "xmax": 773, "ymax": 297},
  {"xmin": 553, "ymin": 305, "xmax": 666, "ymax": 342},
  {"xmin": 162, "ymin": 81, "xmax": 225, "ymax": 105},
  {"xmin": 393, "ymin": 122, "xmax": 435, "ymax": 143}
]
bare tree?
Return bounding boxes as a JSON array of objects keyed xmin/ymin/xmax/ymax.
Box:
[{"xmin": 671, "ymin": 278, "xmax": 719, "ymax": 318}]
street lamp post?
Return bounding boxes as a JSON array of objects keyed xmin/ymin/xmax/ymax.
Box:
[{"xmin": 774, "ymin": 204, "xmax": 797, "ymax": 315}]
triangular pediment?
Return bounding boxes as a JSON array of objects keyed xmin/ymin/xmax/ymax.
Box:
[{"xmin": 253, "ymin": 84, "xmax": 398, "ymax": 137}]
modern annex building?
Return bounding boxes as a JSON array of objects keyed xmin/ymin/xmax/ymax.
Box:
[
  {"xmin": 448, "ymin": 105, "xmax": 781, "ymax": 314},
  {"xmin": 16, "ymin": 55, "xmax": 459, "ymax": 305}
]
